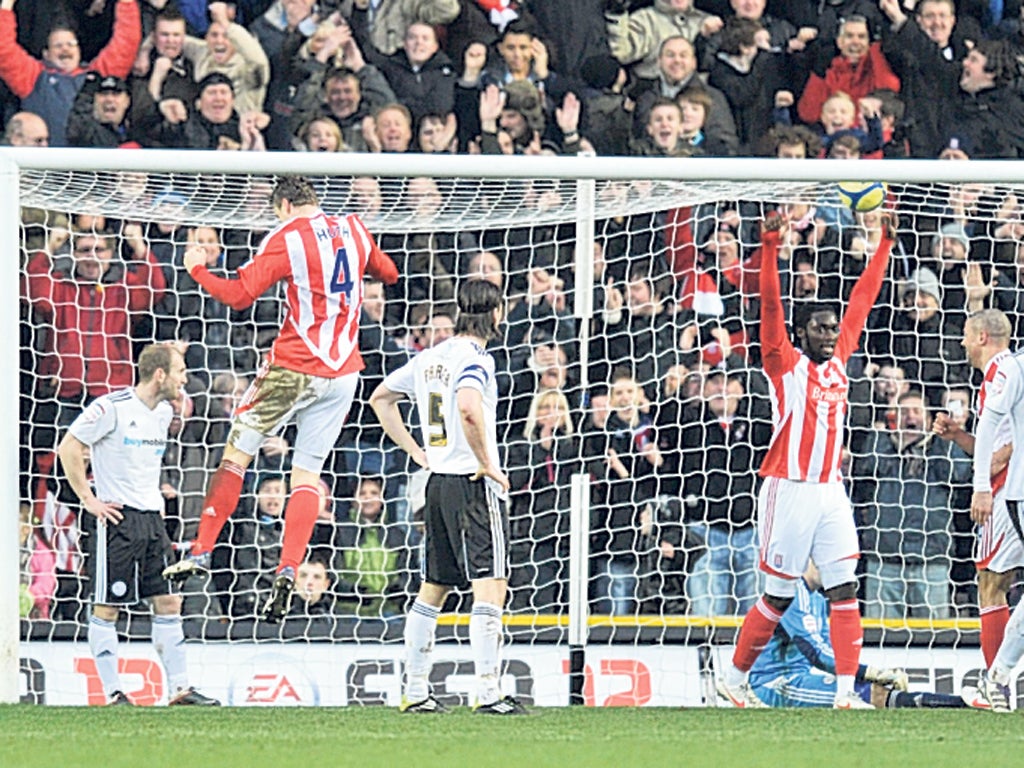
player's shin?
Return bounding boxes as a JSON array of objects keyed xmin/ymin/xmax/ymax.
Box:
[
  {"xmin": 980, "ymin": 604, "xmax": 1010, "ymax": 667},
  {"xmin": 470, "ymin": 602, "xmax": 503, "ymax": 706},
  {"xmin": 88, "ymin": 615, "xmax": 123, "ymax": 698},
  {"xmin": 729, "ymin": 597, "xmax": 786, "ymax": 682},
  {"xmin": 991, "ymin": 599, "xmax": 1024, "ymax": 683},
  {"xmin": 152, "ymin": 614, "xmax": 188, "ymax": 694},
  {"xmin": 277, "ymin": 485, "xmax": 320, "ymax": 573},
  {"xmin": 192, "ymin": 460, "xmax": 246, "ymax": 555},
  {"xmin": 404, "ymin": 599, "xmax": 440, "ymax": 702},
  {"xmin": 829, "ymin": 599, "xmax": 863, "ymax": 696}
]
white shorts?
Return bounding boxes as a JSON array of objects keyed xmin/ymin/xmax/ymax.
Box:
[
  {"xmin": 228, "ymin": 363, "xmax": 358, "ymax": 473},
  {"xmin": 758, "ymin": 476, "xmax": 859, "ymax": 579},
  {"xmin": 976, "ymin": 489, "xmax": 1024, "ymax": 573}
]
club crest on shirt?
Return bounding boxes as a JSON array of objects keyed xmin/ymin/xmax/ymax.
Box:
[{"xmin": 990, "ymin": 371, "xmax": 1007, "ymax": 396}]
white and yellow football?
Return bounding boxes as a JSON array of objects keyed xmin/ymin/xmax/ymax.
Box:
[{"xmin": 836, "ymin": 181, "xmax": 887, "ymax": 212}]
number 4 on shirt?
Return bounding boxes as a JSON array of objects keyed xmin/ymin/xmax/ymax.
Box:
[{"xmin": 330, "ymin": 246, "xmax": 355, "ymax": 304}]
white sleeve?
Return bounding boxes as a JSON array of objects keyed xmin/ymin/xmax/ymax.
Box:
[
  {"xmin": 382, "ymin": 358, "xmax": 418, "ymax": 399},
  {"xmin": 454, "ymin": 354, "xmax": 493, "ymax": 394},
  {"xmin": 974, "ymin": 361, "xmax": 1021, "ymax": 492},
  {"xmin": 67, "ymin": 397, "xmax": 116, "ymax": 447}
]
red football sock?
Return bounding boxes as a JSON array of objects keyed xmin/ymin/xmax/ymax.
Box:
[
  {"xmin": 980, "ymin": 605, "xmax": 1010, "ymax": 668},
  {"xmin": 829, "ymin": 599, "xmax": 863, "ymax": 676},
  {"xmin": 192, "ymin": 460, "xmax": 246, "ymax": 555},
  {"xmin": 732, "ymin": 597, "xmax": 785, "ymax": 672},
  {"xmin": 277, "ymin": 485, "xmax": 320, "ymax": 573}
]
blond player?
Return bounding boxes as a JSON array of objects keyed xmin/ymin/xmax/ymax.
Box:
[
  {"xmin": 932, "ymin": 310, "xmax": 1016, "ymax": 686},
  {"xmin": 971, "ymin": 331, "xmax": 1024, "ymax": 712}
]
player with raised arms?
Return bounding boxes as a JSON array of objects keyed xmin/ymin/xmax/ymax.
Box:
[
  {"xmin": 716, "ymin": 210, "xmax": 896, "ymax": 709},
  {"xmin": 369, "ymin": 279, "xmax": 527, "ymax": 715},
  {"xmin": 163, "ymin": 175, "xmax": 399, "ymax": 622}
]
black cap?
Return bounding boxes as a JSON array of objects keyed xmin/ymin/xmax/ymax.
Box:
[
  {"xmin": 97, "ymin": 75, "xmax": 129, "ymax": 94},
  {"xmin": 197, "ymin": 72, "xmax": 235, "ymax": 95},
  {"xmin": 580, "ymin": 55, "xmax": 621, "ymax": 90}
]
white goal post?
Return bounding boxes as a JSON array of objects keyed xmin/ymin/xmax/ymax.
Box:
[{"xmin": 4, "ymin": 150, "xmax": 1021, "ymax": 706}]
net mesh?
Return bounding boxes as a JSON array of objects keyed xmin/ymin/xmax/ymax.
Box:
[{"xmin": 17, "ymin": 167, "xmax": 1023, "ymax": 704}]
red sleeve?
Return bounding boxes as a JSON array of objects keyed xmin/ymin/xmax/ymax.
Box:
[
  {"xmin": 21, "ymin": 252, "xmax": 56, "ymax": 316},
  {"xmin": 89, "ymin": 0, "xmax": 142, "ymax": 79},
  {"xmin": 350, "ymin": 214, "xmax": 399, "ymax": 285},
  {"xmin": 868, "ymin": 43, "xmax": 901, "ymax": 93},
  {"xmin": 189, "ymin": 264, "xmax": 257, "ymax": 310},
  {"xmin": 191, "ymin": 232, "xmax": 290, "ymax": 310},
  {"xmin": 758, "ymin": 230, "xmax": 799, "ymax": 376},
  {"xmin": 0, "ymin": 10, "xmax": 43, "ymax": 98},
  {"xmin": 797, "ymin": 71, "xmax": 829, "ymax": 126},
  {"xmin": 125, "ymin": 249, "xmax": 166, "ymax": 310},
  {"xmin": 836, "ymin": 236, "xmax": 893, "ymax": 362}
]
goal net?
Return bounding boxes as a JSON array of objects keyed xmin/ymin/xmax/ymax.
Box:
[{"xmin": 9, "ymin": 151, "xmax": 1019, "ymax": 706}]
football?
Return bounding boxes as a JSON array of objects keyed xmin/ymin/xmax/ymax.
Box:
[{"xmin": 836, "ymin": 181, "xmax": 887, "ymax": 212}]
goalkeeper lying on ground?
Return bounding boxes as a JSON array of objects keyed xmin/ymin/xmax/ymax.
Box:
[{"xmin": 747, "ymin": 562, "xmax": 985, "ymax": 709}]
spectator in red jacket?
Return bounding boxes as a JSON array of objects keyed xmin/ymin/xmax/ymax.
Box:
[
  {"xmin": 21, "ymin": 225, "xmax": 166, "ymax": 429},
  {"xmin": 797, "ymin": 15, "xmax": 899, "ymax": 126},
  {"xmin": 0, "ymin": 0, "xmax": 140, "ymax": 146}
]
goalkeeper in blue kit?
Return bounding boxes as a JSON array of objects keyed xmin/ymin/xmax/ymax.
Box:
[{"xmin": 748, "ymin": 563, "xmax": 984, "ymax": 709}]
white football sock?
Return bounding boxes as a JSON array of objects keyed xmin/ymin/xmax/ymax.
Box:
[
  {"xmin": 835, "ymin": 674, "xmax": 855, "ymax": 697},
  {"xmin": 404, "ymin": 599, "xmax": 439, "ymax": 701},
  {"xmin": 88, "ymin": 615, "xmax": 122, "ymax": 697},
  {"xmin": 470, "ymin": 601, "xmax": 503, "ymax": 706},
  {"xmin": 991, "ymin": 600, "xmax": 1024, "ymax": 685},
  {"xmin": 723, "ymin": 663, "xmax": 746, "ymax": 688},
  {"xmin": 152, "ymin": 614, "xmax": 189, "ymax": 694}
]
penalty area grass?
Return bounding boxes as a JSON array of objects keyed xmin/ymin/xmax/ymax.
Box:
[{"xmin": 1, "ymin": 705, "xmax": 1021, "ymax": 768}]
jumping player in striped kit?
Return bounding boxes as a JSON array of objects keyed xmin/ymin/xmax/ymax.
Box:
[
  {"xmin": 370, "ymin": 280, "xmax": 527, "ymax": 715},
  {"xmin": 162, "ymin": 176, "xmax": 399, "ymax": 621},
  {"xmin": 716, "ymin": 210, "xmax": 896, "ymax": 709},
  {"xmin": 932, "ymin": 310, "xmax": 1017, "ymax": 684}
]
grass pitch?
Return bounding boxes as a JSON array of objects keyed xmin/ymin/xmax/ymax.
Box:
[{"xmin": 2, "ymin": 706, "xmax": 1021, "ymax": 768}]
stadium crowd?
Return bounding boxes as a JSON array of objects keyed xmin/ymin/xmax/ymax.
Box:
[{"xmin": 13, "ymin": 0, "xmax": 1024, "ymax": 626}]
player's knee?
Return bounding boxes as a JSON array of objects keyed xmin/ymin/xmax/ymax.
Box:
[
  {"xmin": 816, "ymin": 558, "xmax": 858, "ymax": 592},
  {"xmin": 763, "ymin": 574, "xmax": 797, "ymax": 611},
  {"xmin": 824, "ymin": 582, "xmax": 858, "ymax": 603},
  {"xmin": 978, "ymin": 569, "xmax": 1013, "ymax": 606},
  {"xmin": 92, "ymin": 604, "xmax": 119, "ymax": 622},
  {"xmin": 151, "ymin": 594, "xmax": 183, "ymax": 615}
]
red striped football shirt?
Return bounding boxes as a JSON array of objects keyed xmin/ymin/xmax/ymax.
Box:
[
  {"xmin": 757, "ymin": 229, "xmax": 892, "ymax": 483},
  {"xmin": 191, "ymin": 210, "xmax": 398, "ymax": 378}
]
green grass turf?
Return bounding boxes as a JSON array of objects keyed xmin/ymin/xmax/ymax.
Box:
[{"xmin": 2, "ymin": 706, "xmax": 1022, "ymax": 768}]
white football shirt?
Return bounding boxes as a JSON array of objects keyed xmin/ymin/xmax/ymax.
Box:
[
  {"xmin": 974, "ymin": 352, "xmax": 1024, "ymax": 500},
  {"xmin": 383, "ymin": 336, "xmax": 500, "ymax": 477},
  {"xmin": 68, "ymin": 388, "xmax": 172, "ymax": 511}
]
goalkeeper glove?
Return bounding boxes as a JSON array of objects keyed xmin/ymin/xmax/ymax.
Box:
[{"xmin": 864, "ymin": 666, "xmax": 909, "ymax": 691}]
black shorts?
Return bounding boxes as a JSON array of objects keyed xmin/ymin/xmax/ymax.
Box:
[
  {"xmin": 83, "ymin": 508, "xmax": 174, "ymax": 605},
  {"xmin": 422, "ymin": 474, "xmax": 510, "ymax": 587}
]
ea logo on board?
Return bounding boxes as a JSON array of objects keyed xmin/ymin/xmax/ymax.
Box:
[{"xmin": 227, "ymin": 654, "xmax": 320, "ymax": 706}]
